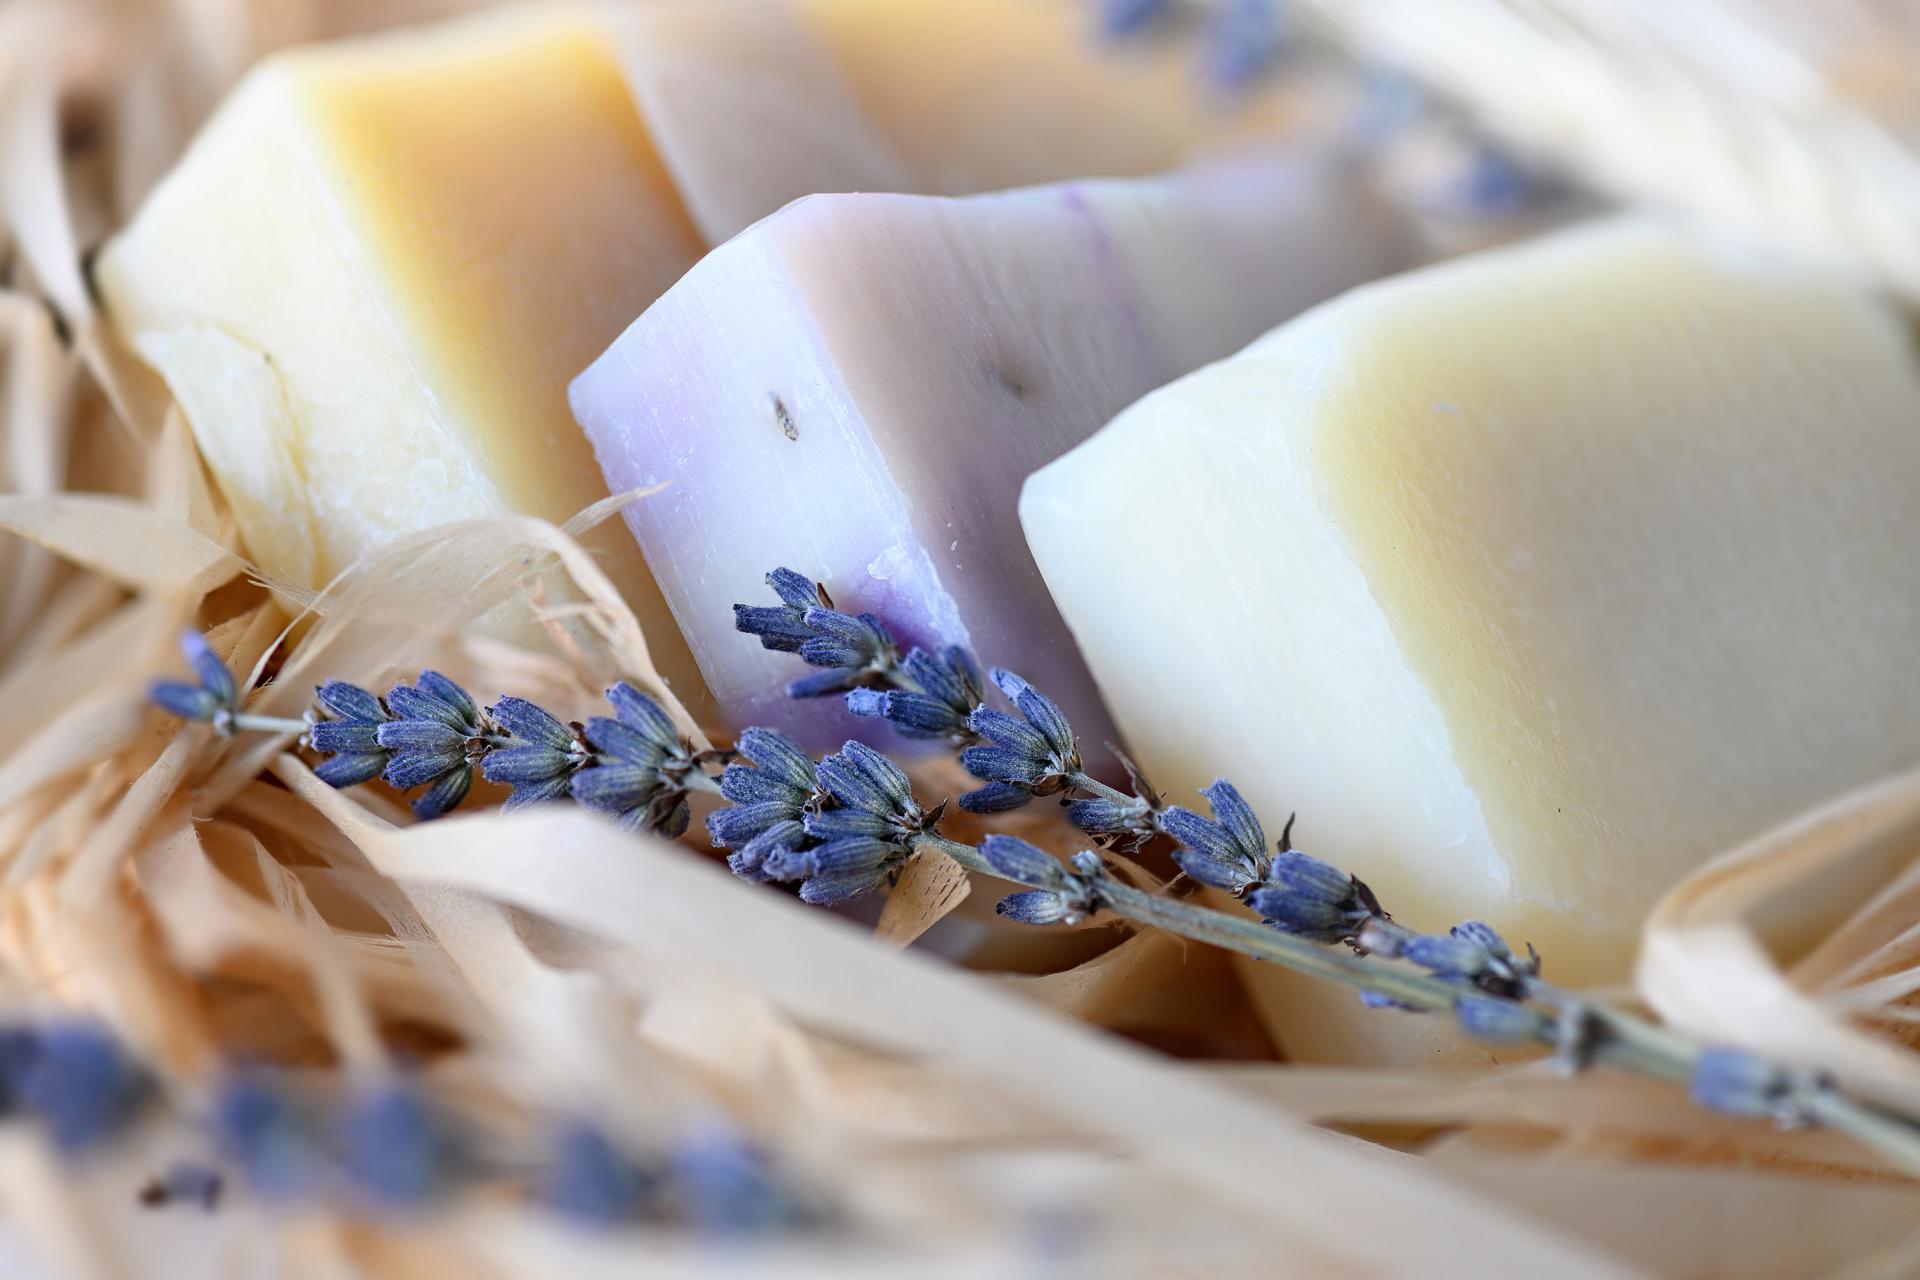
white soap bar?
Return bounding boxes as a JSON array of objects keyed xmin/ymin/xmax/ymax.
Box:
[
  {"xmin": 571, "ymin": 158, "xmax": 1411, "ymax": 748},
  {"xmin": 1021, "ymin": 218, "xmax": 1920, "ymax": 1063}
]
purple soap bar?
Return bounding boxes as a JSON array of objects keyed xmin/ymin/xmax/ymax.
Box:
[{"xmin": 570, "ymin": 155, "xmax": 1410, "ymax": 746}]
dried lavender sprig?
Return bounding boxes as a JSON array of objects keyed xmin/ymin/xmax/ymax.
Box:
[
  {"xmin": 733, "ymin": 572, "xmax": 1920, "ymax": 1173},
  {"xmin": 904, "ymin": 829, "xmax": 1920, "ymax": 1171},
  {"xmin": 148, "ymin": 635, "xmax": 719, "ymax": 828},
  {"xmin": 206, "ymin": 1070, "xmax": 817, "ymax": 1230}
]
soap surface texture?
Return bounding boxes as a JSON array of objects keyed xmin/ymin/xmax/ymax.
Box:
[{"xmin": 1021, "ymin": 218, "xmax": 1920, "ymax": 1063}]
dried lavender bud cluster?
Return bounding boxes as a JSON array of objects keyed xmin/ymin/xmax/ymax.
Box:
[
  {"xmin": 149, "ymin": 632, "xmax": 714, "ymax": 827},
  {"xmin": 713, "ymin": 735, "xmax": 938, "ymax": 905}
]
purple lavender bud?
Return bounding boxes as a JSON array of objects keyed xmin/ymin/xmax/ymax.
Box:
[
  {"xmin": 958, "ymin": 781, "xmax": 1034, "ymax": 814},
  {"xmin": 666, "ymin": 1125, "xmax": 794, "ymax": 1235},
  {"xmin": 1453, "ymin": 998, "xmax": 1544, "ymax": 1044},
  {"xmin": 1245, "ymin": 886, "xmax": 1352, "ymax": 942},
  {"xmin": 1690, "ymin": 1046, "xmax": 1787, "ymax": 1117},
  {"xmin": 180, "ymin": 630, "xmax": 237, "ymax": 707},
  {"xmin": 1066, "ymin": 796, "xmax": 1150, "ymax": 834},
  {"xmin": 148, "ymin": 679, "xmax": 222, "ymax": 723},
  {"xmin": 1449, "ymin": 920, "xmax": 1513, "ymax": 961},
  {"xmin": 1404, "ymin": 933, "xmax": 1492, "ymax": 980},
  {"xmin": 765, "ymin": 568, "xmax": 819, "ymax": 610},
  {"xmin": 15, "ymin": 1022, "xmax": 151, "ymax": 1154},
  {"xmin": 798, "ymin": 838, "xmax": 902, "ymax": 906},
  {"xmin": 980, "ymin": 835, "xmax": 1066, "ymax": 888},
  {"xmin": 149, "ymin": 631, "xmax": 239, "ymax": 724},
  {"xmin": 211, "ymin": 1073, "xmax": 328, "ymax": 1198},
  {"xmin": 996, "ymin": 890, "xmax": 1069, "ymax": 925},
  {"xmin": 1094, "ymin": 0, "xmax": 1173, "ymax": 40},
  {"xmin": 336, "ymin": 1081, "xmax": 460, "ymax": 1210},
  {"xmin": 540, "ymin": 1121, "xmax": 654, "ymax": 1226}
]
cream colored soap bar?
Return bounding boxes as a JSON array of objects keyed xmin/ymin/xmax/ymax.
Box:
[
  {"xmin": 96, "ymin": 6, "xmax": 712, "ymax": 706},
  {"xmin": 1021, "ymin": 219, "xmax": 1920, "ymax": 1064},
  {"xmin": 794, "ymin": 0, "xmax": 1294, "ymax": 195}
]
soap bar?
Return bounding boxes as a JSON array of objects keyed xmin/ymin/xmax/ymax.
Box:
[
  {"xmin": 794, "ymin": 0, "xmax": 1295, "ymax": 195},
  {"xmin": 602, "ymin": 0, "xmax": 1299, "ymax": 246},
  {"xmin": 610, "ymin": 0, "xmax": 913, "ymax": 245},
  {"xmin": 95, "ymin": 6, "xmax": 713, "ymax": 708},
  {"xmin": 571, "ymin": 158, "xmax": 1410, "ymax": 748},
  {"xmin": 1021, "ymin": 218, "xmax": 1920, "ymax": 1064}
]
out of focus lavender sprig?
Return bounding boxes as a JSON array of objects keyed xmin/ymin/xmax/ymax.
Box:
[
  {"xmin": 0, "ymin": 1013, "xmax": 818, "ymax": 1232},
  {"xmin": 723, "ymin": 567, "xmax": 1920, "ymax": 1174}
]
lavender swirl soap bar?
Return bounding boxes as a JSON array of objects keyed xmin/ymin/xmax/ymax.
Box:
[{"xmin": 570, "ymin": 157, "xmax": 1411, "ymax": 745}]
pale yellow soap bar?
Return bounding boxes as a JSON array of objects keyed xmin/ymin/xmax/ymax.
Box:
[
  {"xmin": 797, "ymin": 0, "xmax": 1293, "ymax": 193},
  {"xmin": 1022, "ymin": 219, "xmax": 1920, "ymax": 1064},
  {"xmin": 96, "ymin": 6, "xmax": 711, "ymax": 706}
]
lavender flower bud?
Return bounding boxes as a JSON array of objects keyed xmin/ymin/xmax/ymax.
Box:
[
  {"xmin": 211, "ymin": 1074, "xmax": 328, "ymax": 1198},
  {"xmin": 765, "ymin": 567, "xmax": 818, "ymax": 609},
  {"xmin": 980, "ymin": 835, "xmax": 1066, "ymax": 888},
  {"xmin": 1449, "ymin": 920, "xmax": 1513, "ymax": 961},
  {"xmin": 540, "ymin": 1121, "xmax": 654, "ymax": 1225},
  {"xmin": 149, "ymin": 630, "xmax": 240, "ymax": 725},
  {"xmin": 1094, "ymin": 0, "xmax": 1173, "ymax": 40},
  {"xmin": 310, "ymin": 680, "xmax": 393, "ymax": 788},
  {"xmin": 1404, "ymin": 934, "xmax": 1493, "ymax": 980},
  {"xmin": 337, "ymin": 1081, "xmax": 461, "ymax": 1210},
  {"xmin": 1066, "ymin": 796, "xmax": 1150, "ymax": 834},
  {"xmin": 1690, "ymin": 1046, "xmax": 1789, "ymax": 1118},
  {"xmin": 1453, "ymin": 998, "xmax": 1545, "ymax": 1044},
  {"xmin": 481, "ymin": 696, "xmax": 584, "ymax": 808},
  {"xmin": 957, "ymin": 670, "xmax": 1080, "ymax": 812},
  {"xmin": 996, "ymin": 890, "xmax": 1068, "ymax": 925},
  {"xmin": 376, "ymin": 672, "xmax": 483, "ymax": 819},
  {"xmin": 666, "ymin": 1124, "xmax": 795, "ymax": 1235},
  {"xmin": 11, "ymin": 1022, "xmax": 150, "ymax": 1154}
]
